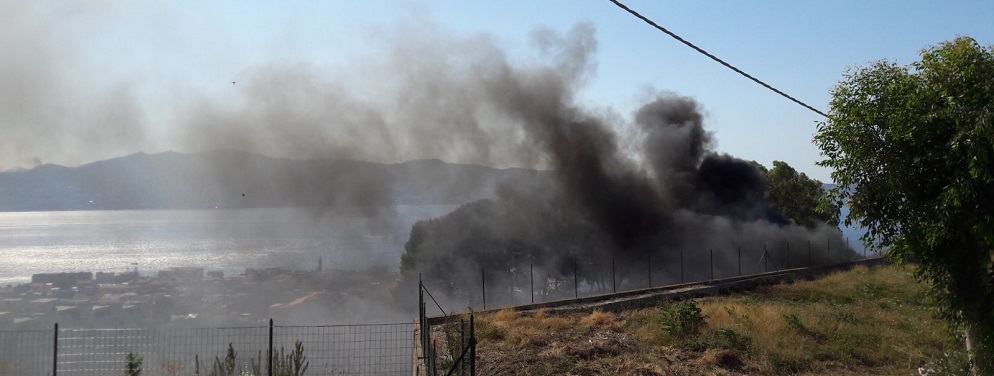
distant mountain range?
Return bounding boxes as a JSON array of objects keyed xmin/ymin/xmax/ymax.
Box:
[{"xmin": 0, "ymin": 150, "xmax": 551, "ymax": 212}]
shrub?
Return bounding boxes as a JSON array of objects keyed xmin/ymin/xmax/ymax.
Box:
[
  {"xmin": 125, "ymin": 352, "xmax": 143, "ymax": 376},
  {"xmin": 658, "ymin": 300, "xmax": 706, "ymax": 337},
  {"xmin": 274, "ymin": 341, "xmax": 309, "ymax": 376},
  {"xmin": 716, "ymin": 327, "xmax": 752, "ymax": 351}
]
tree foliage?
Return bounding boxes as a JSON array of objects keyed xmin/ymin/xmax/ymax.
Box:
[
  {"xmin": 764, "ymin": 160, "xmax": 839, "ymax": 228},
  {"xmin": 400, "ymin": 199, "xmax": 611, "ymax": 301},
  {"xmin": 124, "ymin": 352, "xmax": 142, "ymax": 376},
  {"xmin": 815, "ymin": 36, "xmax": 994, "ymax": 372}
]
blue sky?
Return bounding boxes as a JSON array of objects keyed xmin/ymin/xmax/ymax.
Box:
[{"xmin": 4, "ymin": 1, "xmax": 993, "ymax": 182}]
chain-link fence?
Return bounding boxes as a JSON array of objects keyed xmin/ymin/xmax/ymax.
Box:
[
  {"xmin": 277, "ymin": 324, "xmax": 414, "ymax": 375},
  {"xmin": 0, "ymin": 321, "xmax": 413, "ymax": 376},
  {"xmin": 0, "ymin": 328, "xmax": 53, "ymax": 375},
  {"xmin": 419, "ymin": 238, "xmax": 879, "ymax": 313}
]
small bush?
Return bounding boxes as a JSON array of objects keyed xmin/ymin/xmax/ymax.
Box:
[
  {"xmin": 125, "ymin": 352, "xmax": 143, "ymax": 376},
  {"xmin": 658, "ymin": 300, "xmax": 706, "ymax": 337},
  {"xmin": 273, "ymin": 341, "xmax": 309, "ymax": 376},
  {"xmin": 716, "ymin": 327, "xmax": 752, "ymax": 351}
]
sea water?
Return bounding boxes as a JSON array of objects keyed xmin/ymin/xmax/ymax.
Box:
[
  {"xmin": 0, "ymin": 206, "xmax": 456, "ymax": 285},
  {"xmin": 0, "ymin": 204, "xmax": 870, "ymax": 285}
]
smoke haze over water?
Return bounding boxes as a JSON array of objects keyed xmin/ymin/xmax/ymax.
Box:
[{"xmin": 1, "ymin": 6, "xmax": 848, "ymax": 320}]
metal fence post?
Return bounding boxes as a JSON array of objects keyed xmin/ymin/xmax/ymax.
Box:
[
  {"xmin": 460, "ymin": 319, "xmax": 466, "ymax": 376},
  {"xmin": 469, "ymin": 313, "xmax": 477, "ymax": 376},
  {"xmin": 53, "ymin": 322, "xmax": 58, "ymax": 376},
  {"xmin": 481, "ymin": 267, "xmax": 486, "ymax": 311},
  {"xmin": 573, "ymin": 260, "xmax": 578, "ymax": 299},
  {"xmin": 611, "ymin": 257, "xmax": 617, "ymax": 293},
  {"xmin": 423, "ymin": 301, "xmax": 430, "ymax": 374},
  {"xmin": 530, "ymin": 263, "xmax": 534, "ymax": 304},
  {"xmin": 418, "ymin": 282, "xmax": 425, "ymax": 376},
  {"xmin": 419, "ymin": 274, "xmax": 425, "ymax": 374},
  {"xmin": 431, "ymin": 331, "xmax": 438, "ymax": 376},
  {"xmin": 268, "ymin": 318, "xmax": 274, "ymax": 376}
]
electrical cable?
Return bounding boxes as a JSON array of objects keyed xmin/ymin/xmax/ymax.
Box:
[{"xmin": 607, "ymin": 0, "xmax": 829, "ymax": 118}]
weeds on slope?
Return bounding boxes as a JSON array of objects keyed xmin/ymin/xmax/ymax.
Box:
[{"xmin": 469, "ymin": 264, "xmax": 968, "ymax": 375}]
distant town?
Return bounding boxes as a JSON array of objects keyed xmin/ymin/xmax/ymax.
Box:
[{"xmin": 0, "ymin": 259, "xmax": 406, "ymax": 330}]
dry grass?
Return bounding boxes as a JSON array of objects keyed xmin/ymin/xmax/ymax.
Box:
[
  {"xmin": 579, "ymin": 310, "xmax": 622, "ymax": 331},
  {"xmin": 459, "ymin": 264, "xmax": 966, "ymax": 375}
]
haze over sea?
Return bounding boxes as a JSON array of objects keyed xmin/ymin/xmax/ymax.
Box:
[
  {"xmin": 0, "ymin": 204, "xmax": 867, "ymax": 286},
  {"xmin": 0, "ymin": 206, "xmax": 456, "ymax": 285}
]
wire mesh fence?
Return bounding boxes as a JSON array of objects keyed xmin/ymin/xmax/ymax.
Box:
[
  {"xmin": 58, "ymin": 326, "xmax": 269, "ymax": 376},
  {"xmin": 0, "ymin": 328, "xmax": 53, "ymax": 375},
  {"xmin": 0, "ymin": 321, "xmax": 414, "ymax": 376},
  {"xmin": 418, "ymin": 238, "xmax": 880, "ymax": 314},
  {"xmin": 277, "ymin": 324, "xmax": 414, "ymax": 375}
]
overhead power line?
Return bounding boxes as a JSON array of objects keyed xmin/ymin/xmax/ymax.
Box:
[{"xmin": 607, "ymin": 0, "xmax": 829, "ymax": 118}]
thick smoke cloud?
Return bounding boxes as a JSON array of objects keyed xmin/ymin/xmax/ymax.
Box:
[
  {"xmin": 394, "ymin": 21, "xmax": 848, "ymax": 303},
  {"xmin": 440, "ymin": 25, "xmax": 838, "ymax": 257}
]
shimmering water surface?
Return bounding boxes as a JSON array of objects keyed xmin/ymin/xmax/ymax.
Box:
[
  {"xmin": 0, "ymin": 205, "xmax": 868, "ymax": 285},
  {"xmin": 0, "ymin": 206, "xmax": 456, "ymax": 285}
]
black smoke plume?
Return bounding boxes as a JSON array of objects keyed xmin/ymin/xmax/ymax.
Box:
[{"xmin": 399, "ymin": 23, "xmax": 847, "ymax": 306}]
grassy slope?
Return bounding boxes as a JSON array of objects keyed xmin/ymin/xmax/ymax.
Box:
[{"xmin": 446, "ymin": 264, "xmax": 967, "ymax": 375}]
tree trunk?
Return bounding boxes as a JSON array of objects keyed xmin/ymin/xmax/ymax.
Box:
[{"xmin": 966, "ymin": 316, "xmax": 994, "ymax": 375}]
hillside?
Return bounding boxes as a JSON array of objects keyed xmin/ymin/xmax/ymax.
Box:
[
  {"xmin": 0, "ymin": 150, "xmax": 551, "ymax": 211},
  {"xmin": 450, "ymin": 264, "xmax": 964, "ymax": 375}
]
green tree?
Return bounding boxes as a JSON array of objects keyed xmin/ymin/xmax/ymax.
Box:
[
  {"xmin": 764, "ymin": 160, "xmax": 839, "ymax": 228},
  {"xmin": 124, "ymin": 352, "xmax": 142, "ymax": 376},
  {"xmin": 815, "ymin": 37, "xmax": 994, "ymax": 373}
]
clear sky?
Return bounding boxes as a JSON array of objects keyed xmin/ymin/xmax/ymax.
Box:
[{"xmin": 3, "ymin": 1, "xmax": 993, "ymax": 182}]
